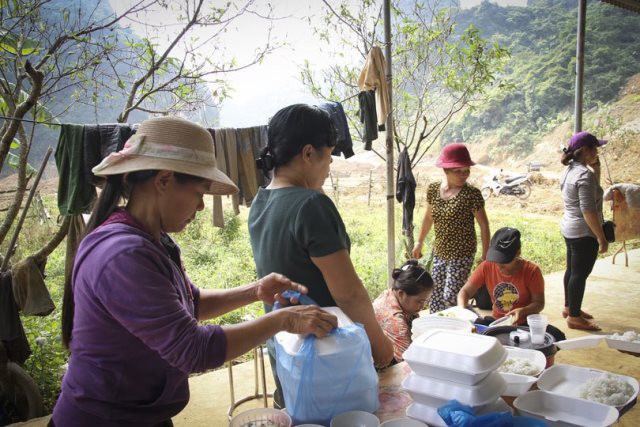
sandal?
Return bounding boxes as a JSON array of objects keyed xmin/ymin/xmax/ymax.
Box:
[
  {"xmin": 566, "ymin": 316, "xmax": 601, "ymax": 331},
  {"xmin": 562, "ymin": 308, "xmax": 594, "ymax": 320}
]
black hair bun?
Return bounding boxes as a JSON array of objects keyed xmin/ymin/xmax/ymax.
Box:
[
  {"xmin": 404, "ymin": 259, "xmax": 419, "ymax": 267},
  {"xmin": 391, "ymin": 268, "xmax": 402, "ymax": 280},
  {"xmin": 256, "ymin": 152, "xmax": 274, "ymax": 172}
]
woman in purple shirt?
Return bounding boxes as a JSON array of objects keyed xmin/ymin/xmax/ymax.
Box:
[{"xmin": 50, "ymin": 117, "xmax": 336, "ymax": 426}]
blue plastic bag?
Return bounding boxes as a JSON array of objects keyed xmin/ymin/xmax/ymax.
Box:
[
  {"xmin": 438, "ymin": 400, "xmax": 548, "ymax": 427},
  {"xmin": 274, "ymin": 321, "xmax": 379, "ymax": 426}
]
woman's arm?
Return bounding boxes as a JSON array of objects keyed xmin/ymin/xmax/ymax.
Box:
[
  {"xmin": 506, "ymin": 292, "xmax": 544, "ymax": 325},
  {"xmin": 311, "ymin": 250, "xmax": 394, "ymax": 367},
  {"xmin": 222, "ymin": 305, "xmax": 337, "ymax": 362},
  {"xmin": 474, "ymin": 207, "xmax": 491, "ymax": 260},
  {"xmin": 457, "ymin": 280, "xmax": 479, "ymax": 309},
  {"xmin": 583, "ymin": 211, "xmax": 608, "ymax": 254},
  {"xmin": 412, "ymin": 204, "xmax": 433, "ymax": 259},
  {"xmin": 197, "ymin": 273, "xmax": 308, "ymax": 321}
]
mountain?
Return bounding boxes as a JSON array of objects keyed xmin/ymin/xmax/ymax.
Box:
[{"xmin": 443, "ymin": 0, "xmax": 640, "ymax": 152}]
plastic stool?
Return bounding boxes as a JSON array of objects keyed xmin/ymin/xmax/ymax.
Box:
[{"xmin": 227, "ymin": 344, "xmax": 273, "ymax": 419}]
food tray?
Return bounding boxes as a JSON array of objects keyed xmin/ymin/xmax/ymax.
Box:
[
  {"xmin": 500, "ymin": 346, "xmax": 547, "ymax": 376},
  {"xmin": 403, "ymin": 330, "xmax": 506, "ymax": 385},
  {"xmin": 605, "ymin": 336, "xmax": 640, "ymax": 354},
  {"xmin": 402, "ymin": 371, "xmax": 506, "ymax": 408},
  {"xmin": 411, "ymin": 316, "xmax": 473, "ymax": 340},
  {"xmin": 427, "ymin": 306, "xmax": 479, "ymax": 321},
  {"xmin": 536, "ymin": 364, "xmax": 639, "ymax": 410},
  {"xmin": 500, "ymin": 372, "xmax": 538, "ymax": 397},
  {"xmin": 514, "ymin": 390, "xmax": 618, "ymax": 427}
]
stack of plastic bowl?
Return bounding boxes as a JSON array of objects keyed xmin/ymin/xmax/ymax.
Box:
[{"xmin": 402, "ymin": 329, "xmax": 508, "ymax": 427}]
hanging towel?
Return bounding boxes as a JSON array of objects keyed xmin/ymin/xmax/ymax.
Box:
[
  {"xmin": 604, "ymin": 183, "xmax": 640, "ymax": 209},
  {"xmin": 236, "ymin": 127, "xmax": 260, "ymax": 206},
  {"xmin": 11, "ymin": 256, "xmax": 54, "ymax": 316},
  {"xmin": 358, "ymin": 46, "xmax": 389, "ymax": 130},
  {"xmin": 83, "ymin": 124, "xmax": 135, "ymax": 186},
  {"xmin": 55, "ymin": 124, "xmax": 96, "ymax": 215},
  {"xmin": 223, "ymin": 129, "xmax": 241, "ymax": 215},
  {"xmin": 319, "ymin": 101, "xmax": 355, "ymax": 159},
  {"xmin": 358, "ymin": 91, "xmax": 378, "ymax": 150},
  {"xmin": 0, "ymin": 271, "xmax": 31, "ymax": 364},
  {"xmin": 396, "ymin": 148, "xmax": 416, "ymax": 235},
  {"xmin": 252, "ymin": 125, "xmax": 270, "ymax": 187}
]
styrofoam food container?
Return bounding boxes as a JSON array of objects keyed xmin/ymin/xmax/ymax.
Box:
[
  {"xmin": 514, "ymin": 390, "xmax": 619, "ymax": 427},
  {"xmin": 229, "ymin": 408, "xmax": 292, "ymax": 427},
  {"xmin": 605, "ymin": 336, "xmax": 640, "ymax": 354},
  {"xmin": 403, "ymin": 329, "xmax": 506, "ymax": 385},
  {"xmin": 379, "ymin": 417, "xmax": 427, "ymax": 426},
  {"xmin": 330, "ymin": 410, "xmax": 379, "ymax": 427},
  {"xmin": 536, "ymin": 364, "xmax": 639, "ymax": 409},
  {"xmin": 275, "ymin": 306, "xmax": 353, "ymax": 356},
  {"xmin": 500, "ymin": 346, "xmax": 547, "ymax": 376},
  {"xmin": 501, "ymin": 372, "xmax": 538, "ymax": 396},
  {"xmin": 555, "ymin": 335, "xmax": 605, "ymax": 350},
  {"xmin": 411, "ymin": 316, "xmax": 473, "ymax": 340},
  {"xmin": 406, "ymin": 398, "xmax": 512, "ymax": 427},
  {"xmin": 402, "ymin": 371, "xmax": 506, "ymax": 408},
  {"xmin": 428, "ymin": 306, "xmax": 479, "ymax": 321}
]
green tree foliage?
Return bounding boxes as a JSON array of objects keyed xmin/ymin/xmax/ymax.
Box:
[{"xmin": 444, "ymin": 0, "xmax": 640, "ymax": 152}]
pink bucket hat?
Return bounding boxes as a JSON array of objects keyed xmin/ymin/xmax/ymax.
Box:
[
  {"xmin": 435, "ymin": 143, "xmax": 476, "ymax": 168},
  {"xmin": 92, "ymin": 116, "xmax": 238, "ymax": 195}
]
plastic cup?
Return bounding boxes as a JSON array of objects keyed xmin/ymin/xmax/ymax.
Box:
[{"xmin": 527, "ymin": 314, "xmax": 548, "ymax": 344}]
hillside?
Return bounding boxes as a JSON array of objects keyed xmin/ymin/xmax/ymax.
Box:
[{"xmin": 444, "ymin": 0, "xmax": 640, "ymax": 153}]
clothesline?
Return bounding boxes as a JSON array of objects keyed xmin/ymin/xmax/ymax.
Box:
[{"xmin": 0, "ymin": 114, "xmax": 62, "ymax": 127}]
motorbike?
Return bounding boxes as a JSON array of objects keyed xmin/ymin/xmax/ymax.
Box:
[{"xmin": 481, "ymin": 171, "xmax": 532, "ymax": 200}]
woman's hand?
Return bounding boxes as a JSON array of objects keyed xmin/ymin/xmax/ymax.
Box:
[
  {"xmin": 281, "ymin": 305, "xmax": 338, "ymax": 338},
  {"xmin": 411, "ymin": 242, "xmax": 424, "ymax": 259},
  {"xmin": 597, "ymin": 237, "xmax": 608, "ymax": 254},
  {"xmin": 255, "ymin": 273, "xmax": 308, "ymax": 306}
]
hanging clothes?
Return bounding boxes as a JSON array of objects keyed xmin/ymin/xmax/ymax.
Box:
[
  {"xmin": 11, "ymin": 255, "xmax": 54, "ymax": 316},
  {"xmin": 55, "ymin": 124, "xmax": 96, "ymax": 215},
  {"xmin": 396, "ymin": 148, "xmax": 416, "ymax": 235},
  {"xmin": 83, "ymin": 124, "xmax": 135, "ymax": 186},
  {"xmin": 318, "ymin": 101, "xmax": 355, "ymax": 159},
  {"xmin": 209, "ymin": 126, "xmax": 268, "ymax": 227},
  {"xmin": 358, "ymin": 46, "xmax": 389, "ymax": 131},
  {"xmin": 0, "ymin": 271, "xmax": 31, "ymax": 364},
  {"xmin": 358, "ymin": 91, "xmax": 378, "ymax": 150}
]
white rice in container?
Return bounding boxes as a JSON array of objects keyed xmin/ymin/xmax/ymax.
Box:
[
  {"xmin": 609, "ymin": 331, "xmax": 640, "ymax": 343},
  {"xmin": 579, "ymin": 373, "xmax": 634, "ymax": 406},
  {"xmin": 498, "ymin": 357, "xmax": 539, "ymax": 376}
]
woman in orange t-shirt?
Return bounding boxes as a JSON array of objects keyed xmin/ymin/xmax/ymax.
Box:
[{"xmin": 457, "ymin": 227, "xmax": 565, "ymax": 341}]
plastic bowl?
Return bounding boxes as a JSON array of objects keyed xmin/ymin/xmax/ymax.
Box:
[
  {"xmin": 229, "ymin": 408, "xmax": 292, "ymax": 427},
  {"xmin": 379, "ymin": 417, "xmax": 428, "ymax": 426},
  {"xmin": 330, "ymin": 410, "xmax": 380, "ymax": 427}
]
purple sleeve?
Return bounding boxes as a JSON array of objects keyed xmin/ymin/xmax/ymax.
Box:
[{"xmin": 94, "ymin": 249, "xmax": 227, "ymax": 373}]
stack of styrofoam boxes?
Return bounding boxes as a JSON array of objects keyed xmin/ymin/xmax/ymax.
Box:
[{"xmin": 401, "ymin": 329, "xmax": 509, "ymax": 427}]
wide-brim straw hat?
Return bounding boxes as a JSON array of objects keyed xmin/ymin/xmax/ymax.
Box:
[{"xmin": 92, "ymin": 116, "xmax": 238, "ymax": 195}]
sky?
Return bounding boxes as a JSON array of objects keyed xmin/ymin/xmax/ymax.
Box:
[{"xmin": 108, "ymin": 0, "xmax": 528, "ymax": 127}]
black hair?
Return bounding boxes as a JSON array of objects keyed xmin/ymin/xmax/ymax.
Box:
[
  {"xmin": 61, "ymin": 170, "xmax": 206, "ymax": 349},
  {"xmin": 256, "ymin": 103, "xmax": 337, "ymax": 173},
  {"xmin": 390, "ymin": 259, "xmax": 434, "ymax": 296},
  {"xmin": 560, "ymin": 142, "xmax": 597, "ymax": 166}
]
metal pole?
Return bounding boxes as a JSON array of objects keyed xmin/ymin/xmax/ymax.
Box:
[
  {"xmin": 1, "ymin": 146, "xmax": 53, "ymax": 272},
  {"xmin": 574, "ymin": 0, "xmax": 586, "ymax": 133},
  {"xmin": 384, "ymin": 0, "xmax": 395, "ymax": 286}
]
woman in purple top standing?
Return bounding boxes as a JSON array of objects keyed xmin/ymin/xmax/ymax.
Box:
[{"xmin": 50, "ymin": 117, "xmax": 337, "ymax": 426}]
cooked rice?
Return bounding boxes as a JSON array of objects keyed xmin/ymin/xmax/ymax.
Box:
[
  {"xmin": 498, "ymin": 357, "xmax": 540, "ymax": 376},
  {"xmin": 609, "ymin": 331, "xmax": 640, "ymax": 343},
  {"xmin": 579, "ymin": 373, "xmax": 634, "ymax": 406}
]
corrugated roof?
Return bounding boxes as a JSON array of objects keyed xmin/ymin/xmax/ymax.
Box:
[{"xmin": 600, "ymin": 0, "xmax": 640, "ymax": 13}]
